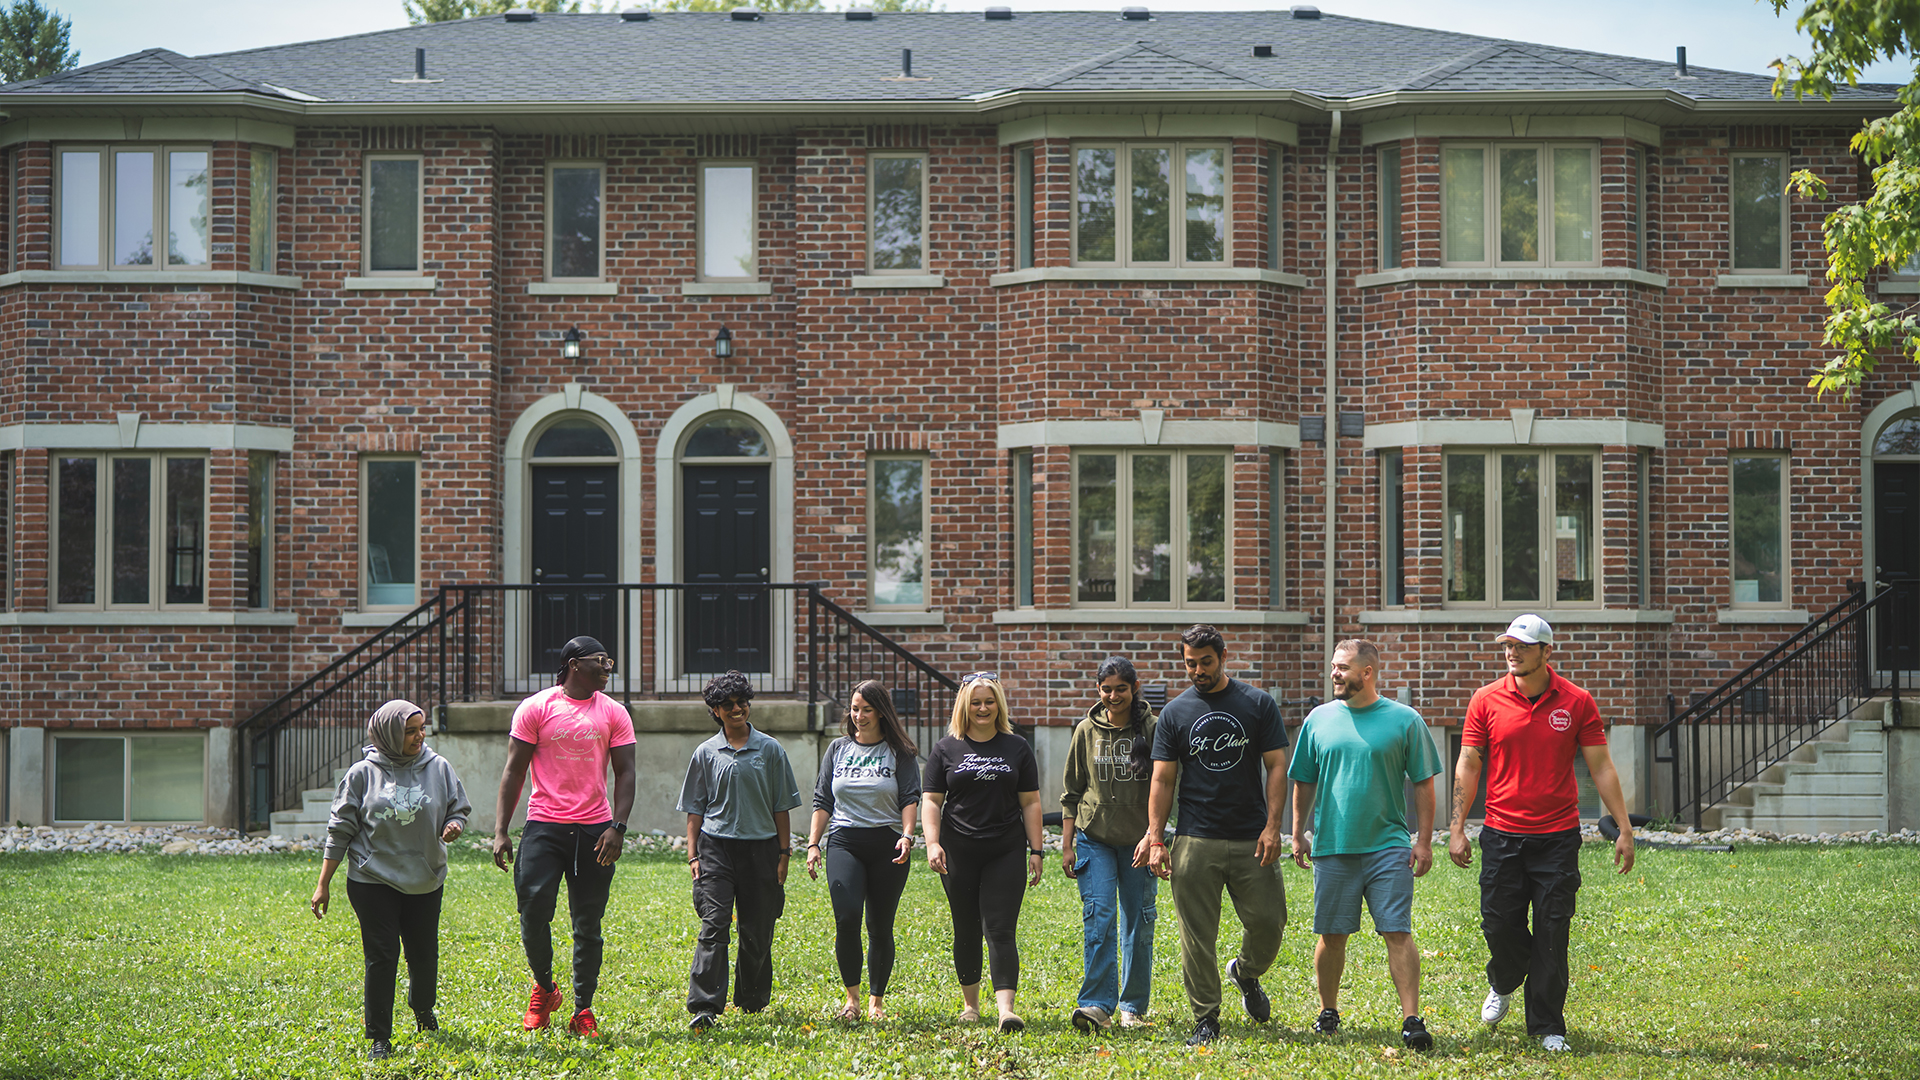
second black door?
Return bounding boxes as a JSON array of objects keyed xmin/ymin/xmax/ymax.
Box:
[
  {"xmin": 1876, "ymin": 462, "xmax": 1920, "ymax": 673},
  {"xmin": 529, "ymin": 464, "xmax": 619, "ymax": 680},
  {"xmin": 683, "ymin": 464, "xmax": 772, "ymax": 674}
]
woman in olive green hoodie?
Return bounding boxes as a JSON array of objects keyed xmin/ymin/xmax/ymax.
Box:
[{"xmin": 1059, "ymin": 656, "xmax": 1158, "ymax": 1033}]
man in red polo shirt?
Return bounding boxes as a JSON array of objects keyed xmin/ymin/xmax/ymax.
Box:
[{"xmin": 1447, "ymin": 615, "xmax": 1633, "ymax": 1054}]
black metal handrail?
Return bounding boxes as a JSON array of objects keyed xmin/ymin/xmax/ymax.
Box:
[
  {"xmin": 237, "ymin": 582, "xmax": 957, "ymax": 826},
  {"xmin": 1653, "ymin": 582, "xmax": 1909, "ymax": 828}
]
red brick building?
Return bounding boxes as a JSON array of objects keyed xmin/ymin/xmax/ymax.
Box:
[{"xmin": 0, "ymin": 9, "xmax": 1913, "ymax": 831}]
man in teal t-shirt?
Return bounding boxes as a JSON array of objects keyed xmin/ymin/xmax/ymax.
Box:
[{"xmin": 1289, "ymin": 639, "xmax": 1442, "ymax": 1051}]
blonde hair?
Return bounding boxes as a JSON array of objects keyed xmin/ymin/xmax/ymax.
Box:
[{"xmin": 949, "ymin": 677, "xmax": 1012, "ymax": 738}]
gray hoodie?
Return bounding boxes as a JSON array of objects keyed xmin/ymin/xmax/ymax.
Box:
[{"xmin": 322, "ymin": 745, "xmax": 472, "ymax": 895}]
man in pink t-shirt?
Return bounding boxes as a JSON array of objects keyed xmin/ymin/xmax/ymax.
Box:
[{"xmin": 492, "ymin": 635, "xmax": 637, "ymax": 1038}]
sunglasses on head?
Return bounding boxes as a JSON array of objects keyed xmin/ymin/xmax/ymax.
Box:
[{"xmin": 959, "ymin": 671, "xmax": 999, "ymax": 687}]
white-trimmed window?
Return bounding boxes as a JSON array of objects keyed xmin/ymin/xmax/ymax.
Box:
[
  {"xmin": 1012, "ymin": 450, "xmax": 1034, "ymax": 605},
  {"xmin": 1441, "ymin": 142, "xmax": 1598, "ymax": 267},
  {"xmin": 246, "ymin": 451, "xmax": 275, "ymax": 609},
  {"xmin": 1378, "ymin": 144, "xmax": 1402, "ymax": 270},
  {"xmin": 868, "ymin": 455, "xmax": 928, "ymax": 609},
  {"xmin": 1012, "ymin": 147, "xmax": 1035, "ymax": 270},
  {"xmin": 1074, "ymin": 449, "xmax": 1227, "ymax": 607},
  {"xmin": 363, "ymin": 154, "xmax": 423, "ymax": 274},
  {"xmin": 57, "ymin": 145, "xmax": 211, "ymax": 269},
  {"xmin": 1730, "ymin": 152, "xmax": 1788, "ymax": 272},
  {"xmin": 0, "ymin": 450, "xmax": 11, "ymax": 611},
  {"xmin": 1267, "ymin": 147, "xmax": 1284, "ymax": 271},
  {"xmin": 1443, "ymin": 450, "xmax": 1597, "ymax": 607},
  {"xmin": 699, "ymin": 161, "xmax": 757, "ymax": 281},
  {"xmin": 249, "ymin": 148, "xmax": 276, "ymax": 273},
  {"xmin": 1073, "ymin": 142, "xmax": 1229, "ymax": 267},
  {"xmin": 547, "ymin": 160, "xmax": 604, "ymax": 280},
  {"xmin": 1730, "ymin": 453, "xmax": 1787, "ymax": 606},
  {"xmin": 53, "ymin": 453, "xmax": 206, "ymax": 610},
  {"xmin": 869, "ymin": 152, "xmax": 927, "ymax": 273},
  {"xmin": 1380, "ymin": 449, "xmax": 1405, "ymax": 605},
  {"xmin": 361, "ymin": 456, "xmax": 419, "ymax": 610},
  {"xmin": 52, "ymin": 733, "xmax": 206, "ymax": 824}
]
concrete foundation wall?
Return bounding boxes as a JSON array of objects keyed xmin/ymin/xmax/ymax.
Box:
[{"xmin": 1887, "ymin": 702, "xmax": 1920, "ymax": 832}]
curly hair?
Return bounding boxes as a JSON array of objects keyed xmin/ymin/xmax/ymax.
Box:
[{"xmin": 702, "ymin": 670, "xmax": 756, "ymax": 715}]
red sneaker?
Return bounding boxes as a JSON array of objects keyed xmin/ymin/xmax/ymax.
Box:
[
  {"xmin": 567, "ymin": 1008, "xmax": 600, "ymax": 1037},
  {"xmin": 522, "ymin": 981, "xmax": 564, "ymax": 1030}
]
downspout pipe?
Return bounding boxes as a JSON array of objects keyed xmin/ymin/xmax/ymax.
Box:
[{"xmin": 1323, "ymin": 109, "xmax": 1341, "ymax": 694}]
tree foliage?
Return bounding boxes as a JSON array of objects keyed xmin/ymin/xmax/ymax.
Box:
[
  {"xmin": 0, "ymin": 0, "xmax": 78, "ymax": 84},
  {"xmin": 1771, "ymin": 0, "xmax": 1920, "ymax": 396}
]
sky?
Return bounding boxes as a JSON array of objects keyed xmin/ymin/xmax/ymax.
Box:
[{"xmin": 37, "ymin": 0, "xmax": 1918, "ymax": 85}]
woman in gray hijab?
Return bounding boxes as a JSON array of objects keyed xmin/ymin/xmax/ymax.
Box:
[{"xmin": 311, "ymin": 700, "xmax": 472, "ymax": 1061}]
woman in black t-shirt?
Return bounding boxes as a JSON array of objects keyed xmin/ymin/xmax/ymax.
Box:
[{"xmin": 921, "ymin": 672, "xmax": 1043, "ymax": 1032}]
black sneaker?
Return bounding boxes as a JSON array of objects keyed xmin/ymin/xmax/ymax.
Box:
[
  {"xmin": 414, "ymin": 1011, "xmax": 439, "ymax": 1032},
  {"xmin": 1312, "ymin": 1008, "xmax": 1340, "ymax": 1034},
  {"xmin": 368, "ymin": 1038, "xmax": 393, "ymax": 1060},
  {"xmin": 1401, "ymin": 1015, "xmax": 1433, "ymax": 1051},
  {"xmin": 689, "ymin": 1011, "xmax": 717, "ymax": 1034},
  {"xmin": 1225, "ymin": 959, "xmax": 1271, "ymax": 1024},
  {"xmin": 1186, "ymin": 1014, "xmax": 1220, "ymax": 1047}
]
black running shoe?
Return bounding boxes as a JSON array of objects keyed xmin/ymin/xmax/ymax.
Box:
[
  {"xmin": 1401, "ymin": 1015, "xmax": 1433, "ymax": 1051},
  {"xmin": 1225, "ymin": 959, "xmax": 1271, "ymax": 1024},
  {"xmin": 689, "ymin": 1011, "xmax": 717, "ymax": 1034},
  {"xmin": 368, "ymin": 1038, "xmax": 393, "ymax": 1060},
  {"xmin": 415, "ymin": 1011, "xmax": 439, "ymax": 1032},
  {"xmin": 1312, "ymin": 1008, "xmax": 1341, "ymax": 1034},
  {"xmin": 1186, "ymin": 1014, "xmax": 1220, "ymax": 1047}
]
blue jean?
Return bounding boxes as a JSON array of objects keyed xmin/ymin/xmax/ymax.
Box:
[{"xmin": 1074, "ymin": 835, "xmax": 1157, "ymax": 1014}]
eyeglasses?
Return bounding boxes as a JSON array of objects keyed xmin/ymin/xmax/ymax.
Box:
[
  {"xmin": 959, "ymin": 671, "xmax": 999, "ymax": 687},
  {"xmin": 1497, "ymin": 642, "xmax": 1540, "ymax": 654},
  {"xmin": 574, "ymin": 654, "xmax": 617, "ymax": 672}
]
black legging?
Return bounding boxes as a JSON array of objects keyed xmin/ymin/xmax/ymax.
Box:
[
  {"xmin": 345, "ymin": 879, "xmax": 443, "ymax": 1041},
  {"xmin": 938, "ymin": 831, "xmax": 1028, "ymax": 992},
  {"xmin": 826, "ymin": 826, "xmax": 911, "ymax": 996}
]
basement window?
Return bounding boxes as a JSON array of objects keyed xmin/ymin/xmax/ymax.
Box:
[{"xmin": 53, "ymin": 734, "xmax": 206, "ymax": 824}]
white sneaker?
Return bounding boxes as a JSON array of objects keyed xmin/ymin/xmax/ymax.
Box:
[
  {"xmin": 1116, "ymin": 1010, "xmax": 1151, "ymax": 1028},
  {"xmin": 1481, "ymin": 988, "xmax": 1510, "ymax": 1025},
  {"xmin": 1540, "ymin": 1034, "xmax": 1570, "ymax": 1052}
]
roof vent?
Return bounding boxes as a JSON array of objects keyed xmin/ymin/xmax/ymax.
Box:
[
  {"xmin": 730, "ymin": 7, "xmax": 763, "ymax": 20},
  {"xmin": 1121, "ymin": 6, "xmax": 1151, "ymax": 20},
  {"xmin": 985, "ymin": 6, "xmax": 1014, "ymax": 19},
  {"xmin": 1676, "ymin": 46, "xmax": 1689, "ymax": 77},
  {"xmin": 503, "ymin": 7, "xmax": 536, "ymax": 22},
  {"xmin": 1291, "ymin": 5, "xmax": 1320, "ymax": 18},
  {"xmin": 845, "ymin": 6, "xmax": 874, "ymax": 19},
  {"xmin": 1252, "ymin": 44, "xmax": 1274, "ymax": 58},
  {"xmin": 619, "ymin": 7, "xmax": 650, "ymax": 21}
]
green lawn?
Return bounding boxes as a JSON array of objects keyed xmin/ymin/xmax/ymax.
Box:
[{"xmin": 1, "ymin": 843, "xmax": 1914, "ymax": 1079}]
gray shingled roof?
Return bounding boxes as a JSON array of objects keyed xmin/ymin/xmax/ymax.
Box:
[{"xmin": 0, "ymin": 9, "xmax": 1894, "ymax": 106}]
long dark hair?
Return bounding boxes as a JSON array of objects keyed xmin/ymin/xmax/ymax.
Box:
[
  {"xmin": 1095, "ymin": 656, "xmax": 1154, "ymax": 776},
  {"xmin": 846, "ymin": 679, "xmax": 917, "ymax": 760}
]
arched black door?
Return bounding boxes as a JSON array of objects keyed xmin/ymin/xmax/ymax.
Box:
[
  {"xmin": 680, "ymin": 415, "xmax": 773, "ymax": 675},
  {"xmin": 527, "ymin": 419, "xmax": 620, "ymax": 678}
]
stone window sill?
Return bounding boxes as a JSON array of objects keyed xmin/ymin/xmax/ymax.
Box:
[
  {"xmin": 344, "ymin": 276, "xmax": 437, "ymax": 291},
  {"xmin": 528, "ymin": 282, "xmax": 618, "ymax": 296},
  {"xmin": 681, "ymin": 281, "xmax": 773, "ymax": 296},
  {"xmin": 1358, "ymin": 609, "xmax": 1676, "ymax": 625},
  {"xmin": 0, "ymin": 611, "xmax": 298, "ymax": 626},
  {"xmin": 1355, "ymin": 267, "xmax": 1668, "ymax": 289},
  {"xmin": 0, "ymin": 269, "xmax": 303, "ymax": 290},
  {"xmin": 1879, "ymin": 280, "xmax": 1919, "ymax": 295},
  {"xmin": 992, "ymin": 609, "xmax": 1311, "ymax": 625},
  {"xmin": 856, "ymin": 610, "xmax": 945, "ymax": 627},
  {"xmin": 1716, "ymin": 608, "xmax": 1811, "ymax": 625},
  {"xmin": 849, "ymin": 274, "xmax": 945, "ymax": 289},
  {"xmin": 988, "ymin": 267, "xmax": 1309, "ymax": 288},
  {"xmin": 1715, "ymin": 273, "xmax": 1808, "ymax": 289}
]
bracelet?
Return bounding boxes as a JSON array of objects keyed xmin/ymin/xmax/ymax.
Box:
[
  {"xmin": 777, "ymin": 849, "xmax": 792, "ymax": 856},
  {"xmin": 1149, "ymin": 840, "xmax": 1167, "ymax": 848},
  {"xmin": 1028, "ymin": 849, "xmax": 1044, "ymax": 858},
  {"xmin": 806, "ymin": 843, "xmax": 820, "ymax": 850},
  {"xmin": 688, "ymin": 856, "xmax": 700, "ymax": 863}
]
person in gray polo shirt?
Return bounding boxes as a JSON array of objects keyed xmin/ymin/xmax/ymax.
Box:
[{"xmin": 677, "ymin": 670, "xmax": 802, "ymax": 1032}]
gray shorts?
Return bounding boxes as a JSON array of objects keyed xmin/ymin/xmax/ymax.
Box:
[{"xmin": 1311, "ymin": 846, "xmax": 1414, "ymax": 936}]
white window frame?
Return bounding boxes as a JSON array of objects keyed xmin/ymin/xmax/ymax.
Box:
[
  {"xmin": 0, "ymin": 449, "xmax": 11, "ymax": 612},
  {"xmin": 1377, "ymin": 144, "xmax": 1402, "ymax": 271},
  {"xmin": 1729, "ymin": 452, "xmax": 1790, "ymax": 608},
  {"xmin": 55, "ymin": 143, "xmax": 214, "ymax": 270},
  {"xmin": 50, "ymin": 732, "xmax": 207, "ymax": 825},
  {"xmin": 866, "ymin": 151, "xmax": 928, "ymax": 274},
  {"xmin": 362, "ymin": 152, "xmax": 424, "ymax": 276},
  {"xmin": 545, "ymin": 159, "xmax": 606, "ymax": 282},
  {"xmin": 1729, "ymin": 151, "xmax": 1790, "ymax": 274},
  {"xmin": 1440, "ymin": 141, "xmax": 1601, "ymax": 268},
  {"xmin": 1380, "ymin": 448, "xmax": 1404, "ymax": 607},
  {"xmin": 1268, "ymin": 448, "xmax": 1286, "ymax": 608},
  {"xmin": 246, "ymin": 450, "xmax": 275, "ymax": 610},
  {"xmin": 249, "ymin": 148, "xmax": 276, "ymax": 274},
  {"xmin": 697, "ymin": 160, "xmax": 758, "ymax": 282},
  {"xmin": 50, "ymin": 452, "xmax": 209, "ymax": 612},
  {"xmin": 1268, "ymin": 147, "xmax": 1284, "ymax": 271},
  {"xmin": 1070, "ymin": 140, "xmax": 1232, "ymax": 268},
  {"xmin": 359, "ymin": 455, "xmax": 421, "ymax": 611},
  {"xmin": 1012, "ymin": 147, "xmax": 1035, "ymax": 271},
  {"xmin": 1012, "ymin": 450, "xmax": 1035, "ymax": 606},
  {"xmin": 1441, "ymin": 448, "xmax": 1601, "ymax": 609},
  {"xmin": 866, "ymin": 453, "xmax": 930, "ymax": 611},
  {"xmin": 1070, "ymin": 447, "xmax": 1231, "ymax": 610}
]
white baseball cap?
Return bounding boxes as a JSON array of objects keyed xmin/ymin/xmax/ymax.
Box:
[{"xmin": 1496, "ymin": 614, "xmax": 1553, "ymax": 646}]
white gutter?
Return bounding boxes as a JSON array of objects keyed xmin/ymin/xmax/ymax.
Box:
[{"xmin": 1323, "ymin": 108, "xmax": 1341, "ymax": 694}]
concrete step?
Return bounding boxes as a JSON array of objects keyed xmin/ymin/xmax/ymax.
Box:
[
  {"xmin": 1717, "ymin": 808, "xmax": 1890, "ymax": 834},
  {"xmin": 268, "ymin": 811, "xmax": 329, "ymax": 841},
  {"xmin": 1774, "ymin": 771, "xmax": 1887, "ymax": 797}
]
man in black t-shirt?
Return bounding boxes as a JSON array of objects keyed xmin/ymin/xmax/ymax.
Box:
[{"xmin": 1142, "ymin": 624, "xmax": 1290, "ymax": 1047}]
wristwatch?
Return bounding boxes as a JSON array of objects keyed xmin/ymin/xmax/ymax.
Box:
[
  {"xmin": 611, "ymin": 821, "xmax": 628, "ymax": 835},
  {"xmin": 1028, "ymin": 848, "xmax": 1044, "ymax": 858}
]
